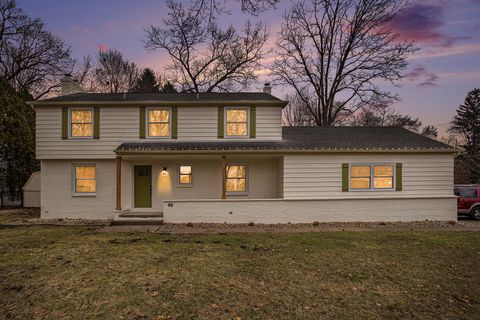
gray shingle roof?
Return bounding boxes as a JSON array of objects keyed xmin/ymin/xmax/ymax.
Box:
[
  {"xmin": 115, "ymin": 126, "xmax": 454, "ymax": 153},
  {"xmin": 37, "ymin": 92, "xmax": 285, "ymax": 103}
]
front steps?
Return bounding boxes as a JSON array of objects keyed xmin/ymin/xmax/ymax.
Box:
[{"xmin": 112, "ymin": 209, "xmax": 164, "ymax": 225}]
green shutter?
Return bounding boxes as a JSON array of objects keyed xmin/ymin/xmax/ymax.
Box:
[
  {"xmin": 139, "ymin": 107, "xmax": 146, "ymax": 139},
  {"xmin": 171, "ymin": 106, "xmax": 178, "ymax": 139},
  {"xmin": 93, "ymin": 107, "xmax": 100, "ymax": 139},
  {"xmin": 217, "ymin": 106, "xmax": 224, "ymax": 138},
  {"xmin": 61, "ymin": 107, "xmax": 68, "ymax": 140},
  {"xmin": 250, "ymin": 106, "xmax": 256, "ymax": 138},
  {"xmin": 396, "ymin": 163, "xmax": 403, "ymax": 191},
  {"xmin": 342, "ymin": 163, "xmax": 349, "ymax": 192}
]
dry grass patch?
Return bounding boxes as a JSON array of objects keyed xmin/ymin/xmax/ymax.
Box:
[{"xmin": 0, "ymin": 226, "xmax": 479, "ymax": 319}]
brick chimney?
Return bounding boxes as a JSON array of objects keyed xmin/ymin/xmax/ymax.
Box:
[
  {"xmin": 263, "ymin": 82, "xmax": 272, "ymax": 95},
  {"xmin": 60, "ymin": 74, "xmax": 84, "ymax": 96}
]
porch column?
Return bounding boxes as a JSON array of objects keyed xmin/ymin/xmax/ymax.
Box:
[
  {"xmin": 221, "ymin": 155, "xmax": 226, "ymax": 199},
  {"xmin": 115, "ymin": 155, "xmax": 122, "ymax": 210}
]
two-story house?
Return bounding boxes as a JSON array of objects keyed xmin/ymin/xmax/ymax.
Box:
[{"xmin": 31, "ymin": 75, "xmax": 457, "ymax": 224}]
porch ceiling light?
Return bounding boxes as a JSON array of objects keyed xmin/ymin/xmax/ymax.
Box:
[{"xmin": 161, "ymin": 167, "xmax": 168, "ymax": 176}]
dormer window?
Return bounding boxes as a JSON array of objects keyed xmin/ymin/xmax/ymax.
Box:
[
  {"xmin": 70, "ymin": 108, "xmax": 93, "ymax": 138},
  {"xmin": 225, "ymin": 107, "xmax": 249, "ymax": 138},
  {"xmin": 147, "ymin": 108, "xmax": 171, "ymax": 138}
]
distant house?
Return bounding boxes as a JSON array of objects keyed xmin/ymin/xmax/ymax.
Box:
[{"xmin": 30, "ymin": 76, "xmax": 457, "ymax": 223}]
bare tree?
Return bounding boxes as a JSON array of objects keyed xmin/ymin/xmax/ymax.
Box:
[
  {"xmin": 93, "ymin": 49, "xmax": 140, "ymax": 93},
  {"xmin": 351, "ymin": 103, "xmax": 422, "ymax": 132},
  {"xmin": 283, "ymin": 93, "xmax": 318, "ymax": 126},
  {"xmin": 271, "ymin": 0, "xmax": 416, "ymax": 126},
  {"xmin": 143, "ymin": 0, "xmax": 269, "ymax": 92},
  {"xmin": 0, "ymin": 0, "xmax": 74, "ymax": 99},
  {"xmin": 191, "ymin": 0, "xmax": 279, "ymax": 20}
]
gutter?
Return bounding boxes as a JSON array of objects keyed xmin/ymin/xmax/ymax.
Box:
[
  {"xmin": 115, "ymin": 148, "xmax": 458, "ymax": 155},
  {"xmin": 29, "ymin": 99, "xmax": 289, "ymax": 108}
]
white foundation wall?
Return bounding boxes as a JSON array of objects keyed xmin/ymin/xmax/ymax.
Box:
[
  {"xmin": 163, "ymin": 197, "xmax": 457, "ymax": 223},
  {"xmin": 283, "ymin": 153, "xmax": 454, "ymax": 199},
  {"xmin": 41, "ymin": 160, "xmax": 117, "ymax": 219}
]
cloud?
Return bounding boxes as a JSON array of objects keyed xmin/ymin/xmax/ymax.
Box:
[
  {"xmin": 388, "ymin": 4, "xmax": 455, "ymax": 47},
  {"xmin": 97, "ymin": 44, "xmax": 109, "ymax": 52},
  {"xmin": 404, "ymin": 65, "xmax": 439, "ymax": 87},
  {"xmin": 409, "ymin": 43, "xmax": 480, "ymax": 60}
]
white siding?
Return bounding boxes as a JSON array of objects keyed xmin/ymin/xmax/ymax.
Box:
[
  {"xmin": 164, "ymin": 197, "xmax": 457, "ymax": 223},
  {"xmin": 36, "ymin": 106, "xmax": 140, "ymax": 159},
  {"xmin": 283, "ymin": 153, "xmax": 454, "ymax": 199},
  {"xmin": 256, "ymin": 106, "xmax": 282, "ymax": 140},
  {"xmin": 36, "ymin": 105, "xmax": 283, "ymax": 159}
]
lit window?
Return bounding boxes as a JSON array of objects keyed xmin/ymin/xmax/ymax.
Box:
[
  {"xmin": 71, "ymin": 109, "xmax": 93, "ymax": 137},
  {"xmin": 148, "ymin": 108, "xmax": 170, "ymax": 137},
  {"xmin": 179, "ymin": 165, "xmax": 192, "ymax": 185},
  {"xmin": 350, "ymin": 164, "xmax": 394, "ymax": 190},
  {"xmin": 350, "ymin": 166, "xmax": 371, "ymax": 189},
  {"xmin": 225, "ymin": 108, "xmax": 248, "ymax": 137},
  {"xmin": 225, "ymin": 165, "xmax": 247, "ymax": 193},
  {"xmin": 373, "ymin": 165, "xmax": 394, "ymax": 189},
  {"xmin": 74, "ymin": 165, "xmax": 96, "ymax": 194}
]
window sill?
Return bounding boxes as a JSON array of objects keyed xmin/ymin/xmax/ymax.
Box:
[
  {"xmin": 177, "ymin": 184, "xmax": 193, "ymax": 188},
  {"xmin": 226, "ymin": 192, "xmax": 248, "ymax": 196},
  {"xmin": 72, "ymin": 193, "xmax": 97, "ymax": 197}
]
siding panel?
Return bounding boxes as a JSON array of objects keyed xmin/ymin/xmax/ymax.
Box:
[
  {"xmin": 36, "ymin": 105, "xmax": 283, "ymax": 159},
  {"xmin": 283, "ymin": 153, "xmax": 454, "ymax": 199}
]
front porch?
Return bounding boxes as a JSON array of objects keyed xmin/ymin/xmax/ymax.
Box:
[{"xmin": 113, "ymin": 154, "xmax": 283, "ymax": 223}]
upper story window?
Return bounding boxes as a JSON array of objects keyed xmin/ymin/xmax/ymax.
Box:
[
  {"xmin": 350, "ymin": 164, "xmax": 394, "ymax": 190},
  {"xmin": 147, "ymin": 108, "xmax": 170, "ymax": 138},
  {"xmin": 225, "ymin": 107, "xmax": 249, "ymax": 138},
  {"xmin": 70, "ymin": 108, "xmax": 93, "ymax": 138},
  {"xmin": 73, "ymin": 164, "xmax": 96, "ymax": 195}
]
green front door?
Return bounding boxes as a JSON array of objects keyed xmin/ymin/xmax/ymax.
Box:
[{"xmin": 134, "ymin": 165, "xmax": 152, "ymax": 208}]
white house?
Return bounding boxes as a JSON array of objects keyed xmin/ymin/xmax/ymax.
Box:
[{"xmin": 31, "ymin": 76, "xmax": 457, "ymax": 224}]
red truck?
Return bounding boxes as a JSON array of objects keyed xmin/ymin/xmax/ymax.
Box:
[{"xmin": 454, "ymin": 185, "xmax": 480, "ymax": 220}]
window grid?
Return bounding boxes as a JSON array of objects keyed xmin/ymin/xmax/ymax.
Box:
[
  {"xmin": 74, "ymin": 164, "xmax": 96, "ymax": 195},
  {"xmin": 147, "ymin": 108, "xmax": 171, "ymax": 138},
  {"xmin": 70, "ymin": 109, "xmax": 93, "ymax": 138},
  {"xmin": 350, "ymin": 164, "xmax": 394, "ymax": 191},
  {"xmin": 225, "ymin": 164, "xmax": 247, "ymax": 193},
  {"xmin": 225, "ymin": 107, "xmax": 249, "ymax": 138},
  {"xmin": 179, "ymin": 165, "xmax": 193, "ymax": 185}
]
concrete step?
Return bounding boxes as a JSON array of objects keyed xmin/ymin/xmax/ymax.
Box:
[
  {"xmin": 113, "ymin": 210, "xmax": 164, "ymax": 225},
  {"xmin": 111, "ymin": 218, "xmax": 164, "ymax": 226}
]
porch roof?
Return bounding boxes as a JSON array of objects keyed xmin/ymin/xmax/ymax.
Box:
[{"xmin": 115, "ymin": 127, "xmax": 455, "ymax": 154}]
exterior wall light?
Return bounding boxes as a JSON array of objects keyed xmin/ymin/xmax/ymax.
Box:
[{"xmin": 161, "ymin": 167, "xmax": 168, "ymax": 176}]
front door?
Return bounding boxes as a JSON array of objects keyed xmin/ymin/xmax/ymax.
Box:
[{"xmin": 134, "ymin": 165, "xmax": 152, "ymax": 208}]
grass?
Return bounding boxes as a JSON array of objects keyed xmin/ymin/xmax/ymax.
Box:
[{"xmin": 0, "ymin": 225, "xmax": 479, "ymax": 319}]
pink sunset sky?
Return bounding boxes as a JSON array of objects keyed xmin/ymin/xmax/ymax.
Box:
[{"xmin": 17, "ymin": 0, "xmax": 480, "ymax": 135}]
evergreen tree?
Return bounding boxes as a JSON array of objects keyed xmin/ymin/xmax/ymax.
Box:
[
  {"xmin": 0, "ymin": 77, "xmax": 39, "ymax": 201},
  {"xmin": 160, "ymin": 81, "xmax": 177, "ymax": 93},
  {"xmin": 450, "ymin": 88, "xmax": 480, "ymax": 183},
  {"xmin": 131, "ymin": 68, "xmax": 160, "ymax": 93},
  {"xmin": 450, "ymin": 88, "xmax": 480, "ymax": 154}
]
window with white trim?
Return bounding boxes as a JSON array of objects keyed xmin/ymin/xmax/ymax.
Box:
[
  {"xmin": 147, "ymin": 108, "xmax": 170, "ymax": 137},
  {"xmin": 225, "ymin": 108, "xmax": 248, "ymax": 137},
  {"xmin": 73, "ymin": 164, "xmax": 96, "ymax": 194},
  {"xmin": 179, "ymin": 165, "xmax": 193, "ymax": 185},
  {"xmin": 225, "ymin": 165, "xmax": 247, "ymax": 193},
  {"xmin": 350, "ymin": 164, "xmax": 394, "ymax": 190},
  {"xmin": 70, "ymin": 108, "xmax": 93, "ymax": 138}
]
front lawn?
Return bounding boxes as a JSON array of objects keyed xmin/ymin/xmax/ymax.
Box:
[{"xmin": 0, "ymin": 225, "xmax": 478, "ymax": 319}]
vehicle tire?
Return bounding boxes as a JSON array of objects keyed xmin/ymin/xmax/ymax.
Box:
[{"xmin": 471, "ymin": 206, "xmax": 480, "ymax": 220}]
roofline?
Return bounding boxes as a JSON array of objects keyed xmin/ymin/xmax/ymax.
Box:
[
  {"xmin": 29, "ymin": 99, "xmax": 288, "ymax": 108},
  {"xmin": 114, "ymin": 148, "xmax": 457, "ymax": 155}
]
